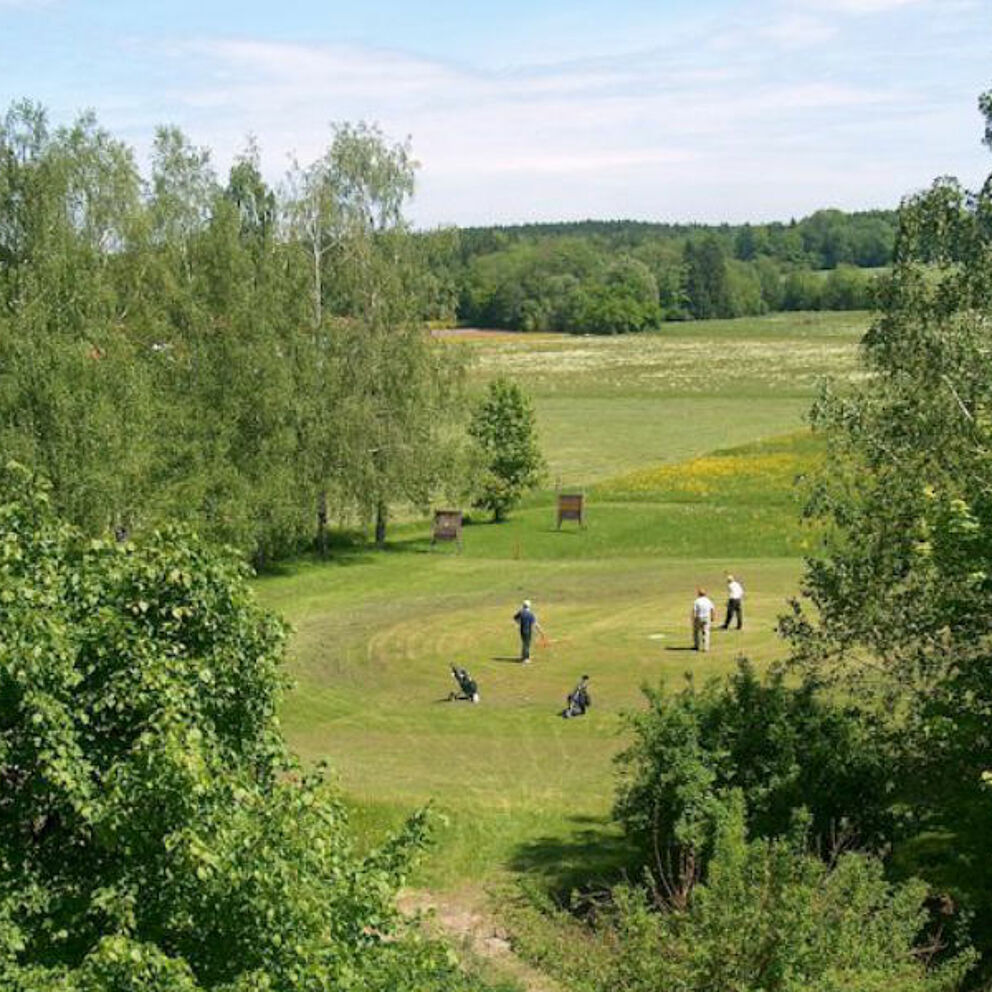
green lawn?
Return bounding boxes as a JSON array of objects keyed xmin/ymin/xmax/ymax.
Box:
[
  {"xmin": 461, "ymin": 311, "xmax": 864, "ymax": 483},
  {"xmin": 260, "ymin": 552, "xmax": 801, "ymax": 885},
  {"xmin": 254, "ymin": 311, "xmax": 867, "ymax": 888}
]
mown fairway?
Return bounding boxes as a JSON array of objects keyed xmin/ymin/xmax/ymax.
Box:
[{"xmin": 255, "ymin": 311, "xmax": 866, "ymax": 888}]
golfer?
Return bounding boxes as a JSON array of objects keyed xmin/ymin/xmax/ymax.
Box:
[
  {"xmin": 691, "ymin": 588, "xmax": 715, "ymax": 652},
  {"xmin": 721, "ymin": 574, "xmax": 744, "ymax": 630},
  {"xmin": 513, "ymin": 599, "xmax": 543, "ymax": 663}
]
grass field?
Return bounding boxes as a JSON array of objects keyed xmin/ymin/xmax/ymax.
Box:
[
  {"xmin": 464, "ymin": 311, "xmax": 864, "ymax": 483},
  {"xmin": 254, "ymin": 311, "xmax": 867, "ymax": 890}
]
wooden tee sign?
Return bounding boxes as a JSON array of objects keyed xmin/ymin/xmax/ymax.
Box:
[
  {"xmin": 432, "ymin": 509, "xmax": 463, "ymax": 548},
  {"xmin": 556, "ymin": 493, "xmax": 585, "ymax": 529}
]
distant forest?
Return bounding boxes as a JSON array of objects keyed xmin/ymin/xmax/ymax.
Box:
[{"xmin": 419, "ymin": 209, "xmax": 897, "ymax": 333}]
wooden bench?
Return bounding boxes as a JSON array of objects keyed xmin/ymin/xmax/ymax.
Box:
[
  {"xmin": 556, "ymin": 493, "xmax": 585, "ymax": 529},
  {"xmin": 432, "ymin": 509, "xmax": 463, "ymax": 549}
]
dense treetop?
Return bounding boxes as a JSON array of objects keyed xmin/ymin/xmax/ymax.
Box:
[
  {"xmin": 420, "ymin": 210, "xmax": 894, "ymax": 332},
  {"xmin": 454, "ymin": 210, "xmax": 898, "ymax": 269},
  {"xmin": 780, "ymin": 86, "xmax": 992, "ymax": 970},
  {"xmin": 0, "ymin": 102, "xmax": 475, "ymax": 559}
]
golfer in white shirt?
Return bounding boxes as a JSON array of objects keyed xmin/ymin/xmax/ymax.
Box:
[
  {"xmin": 721, "ymin": 574, "xmax": 744, "ymax": 630},
  {"xmin": 691, "ymin": 588, "xmax": 716, "ymax": 652}
]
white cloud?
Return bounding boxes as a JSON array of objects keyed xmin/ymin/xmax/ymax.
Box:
[
  {"xmin": 139, "ymin": 28, "xmax": 978, "ymax": 226},
  {"xmin": 761, "ymin": 13, "xmax": 837, "ymax": 47},
  {"xmin": 178, "ymin": 38, "xmax": 463, "ymax": 99},
  {"xmin": 799, "ymin": 0, "xmax": 928, "ymax": 13},
  {"xmin": 436, "ymin": 148, "xmax": 696, "ymax": 176}
]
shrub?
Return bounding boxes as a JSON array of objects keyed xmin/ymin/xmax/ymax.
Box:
[
  {"xmin": 508, "ymin": 796, "xmax": 973, "ymax": 992},
  {"xmin": 614, "ymin": 661, "xmax": 896, "ymax": 889},
  {"xmin": 0, "ymin": 465, "xmax": 491, "ymax": 991}
]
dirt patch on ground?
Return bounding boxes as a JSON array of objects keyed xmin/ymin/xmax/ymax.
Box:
[{"xmin": 398, "ymin": 887, "xmax": 564, "ymax": 992}]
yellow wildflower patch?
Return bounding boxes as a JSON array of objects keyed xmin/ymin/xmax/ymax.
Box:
[{"xmin": 600, "ymin": 438, "xmax": 824, "ymax": 500}]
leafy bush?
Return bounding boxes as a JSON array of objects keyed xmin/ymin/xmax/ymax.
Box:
[
  {"xmin": 614, "ymin": 662, "xmax": 896, "ymax": 889},
  {"xmin": 821, "ymin": 264, "xmax": 876, "ymax": 310},
  {"xmin": 0, "ymin": 465, "xmax": 491, "ymax": 991},
  {"xmin": 507, "ymin": 795, "xmax": 972, "ymax": 992},
  {"xmin": 783, "ymin": 87, "xmax": 992, "ymax": 968}
]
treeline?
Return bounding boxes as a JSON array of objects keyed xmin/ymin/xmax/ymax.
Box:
[
  {"xmin": 457, "ymin": 211, "xmax": 897, "ymax": 268},
  {"xmin": 419, "ymin": 210, "xmax": 894, "ymax": 333},
  {"xmin": 0, "ymin": 102, "xmax": 472, "ymax": 563}
]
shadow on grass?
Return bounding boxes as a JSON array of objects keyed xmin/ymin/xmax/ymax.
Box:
[
  {"xmin": 664, "ymin": 645, "xmax": 696, "ymax": 652},
  {"xmin": 490, "ymin": 655, "xmax": 525, "ymax": 663},
  {"xmin": 509, "ymin": 814, "xmax": 640, "ymax": 903},
  {"xmin": 255, "ymin": 533, "xmax": 443, "ymax": 576},
  {"xmin": 250, "ymin": 530, "xmax": 381, "ymax": 576}
]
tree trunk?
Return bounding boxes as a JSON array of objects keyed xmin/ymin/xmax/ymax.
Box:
[
  {"xmin": 316, "ymin": 490, "xmax": 328, "ymax": 557},
  {"xmin": 311, "ymin": 239, "xmax": 322, "ymax": 329},
  {"xmin": 374, "ymin": 501, "xmax": 387, "ymax": 547}
]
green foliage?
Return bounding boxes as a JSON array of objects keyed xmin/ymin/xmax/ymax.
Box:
[
  {"xmin": 284, "ymin": 124, "xmax": 470, "ymax": 545},
  {"xmin": 781, "ymin": 265, "xmax": 877, "ymax": 311},
  {"xmin": 468, "ymin": 378, "xmax": 545, "ymax": 521},
  {"xmin": 571, "ymin": 257, "xmax": 662, "ymax": 334},
  {"xmin": 0, "ymin": 467, "xmax": 489, "ymax": 991},
  {"xmin": 0, "ymin": 102, "xmax": 154, "ymax": 537},
  {"xmin": 785, "ymin": 89, "xmax": 992, "ymax": 788},
  {"xmin": 614, "ymin": 663, "xmax": 895, "ymax": 890},
  {"xmin": 455, "ymin": 212, "xmax": 897, "ymax": 270},
  {"xmin": 821, "ymin": 264, "xmax": 877, "ymax": 310},
  {"xmin": 782, "ymin": 88, "xmax": 992, "ymax": 963},
  {"xmin": 0, "ymin": 102, "xmax": 468, "ymax": 561},
  {"xmin": 449, "ymin": 213, "xmax": 893, "ymax": 332},
  {"xmin": 457, "ymin": 239, "xmax": 663, "ymax": 334},
  {"xmin": 684, "ymin": 236, "xmax": 733, "ymax": 318},
  {"xmin": 508, "ymin": 797, "xmax": 972, "ymax": 992}
]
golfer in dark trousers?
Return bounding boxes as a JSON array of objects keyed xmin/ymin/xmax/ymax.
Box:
[
  {"xmin": 721, "ymin": 574, "xmax": 744, "ymax": 630},
  {"xmin": 513, "ymin": 599, "xmax": 543, "ymax": 662}
]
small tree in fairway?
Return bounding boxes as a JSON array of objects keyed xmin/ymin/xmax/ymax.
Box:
[{"xmin": 468, "ymin": 377, "xmax": 545, "ymax": 522}]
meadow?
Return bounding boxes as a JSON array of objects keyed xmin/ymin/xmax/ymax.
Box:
[
  {"xmin": 467, "ymin": 310, "xmax": 863, "ymax": 483},
  {"xmin": 255, "ymin": 310, "xmax": 867, "ymax": 890}
]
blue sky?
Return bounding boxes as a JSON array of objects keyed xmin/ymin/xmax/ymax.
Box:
[{"xmin": 1, "ymin": 0, "xmax": 989, "ymax": 226}]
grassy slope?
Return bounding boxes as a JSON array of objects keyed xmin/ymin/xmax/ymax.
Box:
[
  {"xmin": 467, "ymin": 311, "xmax": 863, "ymax": 483},
  {"xmin": 255, "ymin": 311, "xmax": 866, "ymax": 888}
]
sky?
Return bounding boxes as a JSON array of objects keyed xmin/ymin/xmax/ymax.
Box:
[{"xmin": 1, "ymin": 0, "xmax": 990, "ymax": 227}]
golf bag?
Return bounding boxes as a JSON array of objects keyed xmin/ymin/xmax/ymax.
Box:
[
  {"xmin": 562, "ymin": 681, "xmax": 590, "ymax": 719},
  {"xmin": 449, "ymin": 665, "xmax": 480, "ymax": 703}
]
